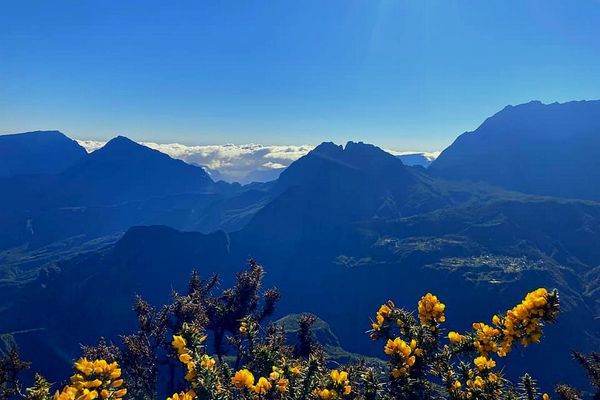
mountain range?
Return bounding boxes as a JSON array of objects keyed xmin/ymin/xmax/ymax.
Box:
[{"xmin": 1, "ymin": 100, "xmax": 600, "ymax": 389}]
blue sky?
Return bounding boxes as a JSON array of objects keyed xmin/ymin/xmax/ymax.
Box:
[{"xmin": 1, "ymin": 1, "xmax": 600, "ymax": 151}]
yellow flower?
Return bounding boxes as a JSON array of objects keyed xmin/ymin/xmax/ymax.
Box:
[
  {"xmin": 492, "ymin": 314, "xmax": 501, "ymax": 326},
  {"xmin": 451, "ymin": 380, "xmax": 462, "ymax": 391},
  {"xmin": 239, "ymin": 321, "xmax": 248, "ymax": 334},
  {"xmin": 252, "ymin": 377, "xmax": 272, "ymax": 395},
  {"xmin": 232, "ymin": 369, "xmax": 255, "ymax": 389},
  {"xmin": 473, "ymin": 356, "xmax": 496, "ymax": 371},
  {"xmin": 391, "ymin": 367, "xmax": 406, "ymax": 378},
  {"xmin": 473, "ymin": 322, "xmax": 501, "ymax": 356},
  {"xmin": 371, "ymin": 301, "xmax": 394, "ymax": 333},
  {"xmin": 344, "ymin": 385, "xmax": 351, "ymax": 395},
  {"xmin": 75, "ymin": 358, "xmax": 94, "ymax": 376},
  {"xmin": 272, "ymin": 365, "xmax": 284, "ymax": 374},
  {"xmin": 316, "ymin": 388, "xmax": 335, "ymax": 399},
  {"xmin": 448, "ymin": 331, "xmax": 465, "ymax": 344},
  {"xmin": 289, "ymin": 366, "xmax": 301, "ymax": 376},
  {"xmin": 417, "ymin": 293, "xmax": 446, "ymax": 327},
  {"xmin": 57, "ymin": 358, "xmax": 128, "ymax": 400},
  {"xmin": 377, "ymin": 304, "xmax": 391, "ymax": 317},
  {"xmin": 110, "ymin": 379, "xmax": 123, "ymax": 388},
  {"xmin": 384, "ymin": 337, "xmax": 412, "ymax": 357},
  {"xmin": 467, "ymin": 376, "xmax": 485, "ymax": 390},
  {"xmin": 276, "ymin": 378, "xmax": 289, "ymax": 393},
  {"xmin": 184, "ymin": 368, "xmax": 197, "ymax": 382},
  {"xmin": 84, "ymin": 379, "xmax": 102, "ymax": 389},
  {"xmin": 542, "ymin": 394, "xmax": 550, "ymax": 400},
  {"xmin": 171, "ymin": 335, "xmax": 187, "ymax": 351},
  {"xmin": 178, "ymin": 353, "xmax": 193, "ymax": 365},
  {"xmin": 167, "ymin": 390, "xmax": 196, "ymax": 400},
  {"xmin": 199, "ymin": 355, "xmax": 216, "ymax": 370},
  {"xmin": 330, "ymin": 369, "xmax": 349, "ymax": 385}
]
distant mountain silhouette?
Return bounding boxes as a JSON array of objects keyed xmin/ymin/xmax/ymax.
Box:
[
  {"xmin": 430, "ymin": 100, "xmax": 600, "ymax": 200},
  {"xmin": 0, "ymin": 131, "xmax": 86, "ymax": 177},
  {"xmin": 55, "ymin": 136, "xmax": 215, "ymax": 206}
]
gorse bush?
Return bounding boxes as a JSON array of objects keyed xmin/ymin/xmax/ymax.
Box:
[{"xmin": 1, "ymin": 261, "xmax": 597, "ymax": 400}]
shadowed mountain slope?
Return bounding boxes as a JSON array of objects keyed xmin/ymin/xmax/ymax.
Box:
[
  {"xmin": 243, "ymin": 142, "xmax": 455, "ymax": 248},
  {"xmin": 0, "ymin": 130, "xmax": 86, "ymax": 177},
  {"xmin": 430, "ymin": 100, "xmax": 600, "ymax": 200},
  {"xmin": 54, "ymin": 136, "xmax": 215, "ymax": 206},
  {"xmin": 0, "ymin": 134, "xmax": 270, "ymax": 251}
]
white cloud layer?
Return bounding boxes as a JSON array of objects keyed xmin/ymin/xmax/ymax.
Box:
[
  {"xmin": 77, "ymin": 140, "xmax": 314, "ymax": 183},
  {"xmin": 76, "ymin": 140, "xmax": 439, "ymax": 183}
]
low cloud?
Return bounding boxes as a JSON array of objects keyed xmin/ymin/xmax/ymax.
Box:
[
  {"xmin": 387, "ymin": 150, "xmax": 441, "ymax": 161},
  {"xmin": 76, "ymin": 140, "xmax": 439, "ymax": 183},
  {"xmin": 77, "ymin": 140, "xmax": 314, "ymax": 183}
]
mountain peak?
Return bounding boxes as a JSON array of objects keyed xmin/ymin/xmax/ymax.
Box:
[
  {"xmin": 305, "ymin": 141, "xmax": 404, "ymax": 173},
  {"xmin": 107, "ymin": 135, "xmax": 136, "ymax": 144},
  {"xmin": 0, "ymin": 130, "xmax": 86, "ymax": 177},
  {"xmin": 0, "ymin": 130, "xmax": 78, "ymax": 143},
  {"xmin": 275, "ymin": 140, "xmax": 410, "ymax": 196},
  {"xmin": 99, "ymin": 135, "xmax": 145, "ymax": 151},
  {"xmin": 89, "ymin": 136, "xmax": 172, "ymax": 163},
  {"xmin": 430, "ymin": 99, "xmax": 600, "ymax": 200},
  {"xmin": 312, "ymin": 141, "xmax": 343, "ymax": 156},
  {"xmin": 309, "ymin": 141, "xmax": 400, "ymax": 165},
  {"xmin": 58, "ymin": 135, "xmax": 214, "ymax": 205}
]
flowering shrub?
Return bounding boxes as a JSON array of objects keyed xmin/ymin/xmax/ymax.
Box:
[
  {"xmin": 53, "ymin": 359, "xmax": 127, "ymax": 400},
  {"xmin": 2, "ymin": 261, "xmax": 598, "ymax": 400}
]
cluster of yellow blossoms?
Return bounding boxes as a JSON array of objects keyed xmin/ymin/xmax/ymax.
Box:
[
  {"xmin": 384, "ymin": 338, "xmax": 423, "ymax": 378},
  {"xmin": 469, "ymin": 288, "xmax": 551, "ymax": 358},
  {"xmin": 447, "ymin": 356, "xmax": 500, "ymax": 399},
  {"xmin": 473, "ymin": 356, "xmax": 496, "ymax": 371},
  {"xmin": 270, "ymin": 366, "xmax": 290, "ymax": 393},
  {"xmin": 418, "ymin": 293, "xmax": 446, "ymax": 328},
  {"xmin": 369, "ymin": 300, "xmax": 412, "ymax": 341},
  {"xmin": 448, "ymin": 331, "xmax": 466, "ymax": 344},
  {"xmin": 371, "ymin": 303, "xmax": 391, "ymax": 331},
  {"xmin": 231, "ymin": 365, "xmax": 293, "ymax": 395},
  {"xmin": 472, "ymin": 322, "xmax": 502, "ymax": 355},
  {"xmin": 54, "ymin": 358, "xmax": 127, "ymax": 400},
  {"xmin": 495, "ymin": 288, "xmax": 549, "ymax": 356},
  {"xmin": 313, "ymin": 370, "xmax": 351, "ymax": 399},
  {"xmin": 169, "ymin": 333, "xmax": 220, "ymax": 400},
  {"xmin": 442, "ymin": 289, "xmax": 557, "ymax": 400},
  {"xmin": 172, "ymin": 335, "xmax": 201, "ymax": 383}
]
